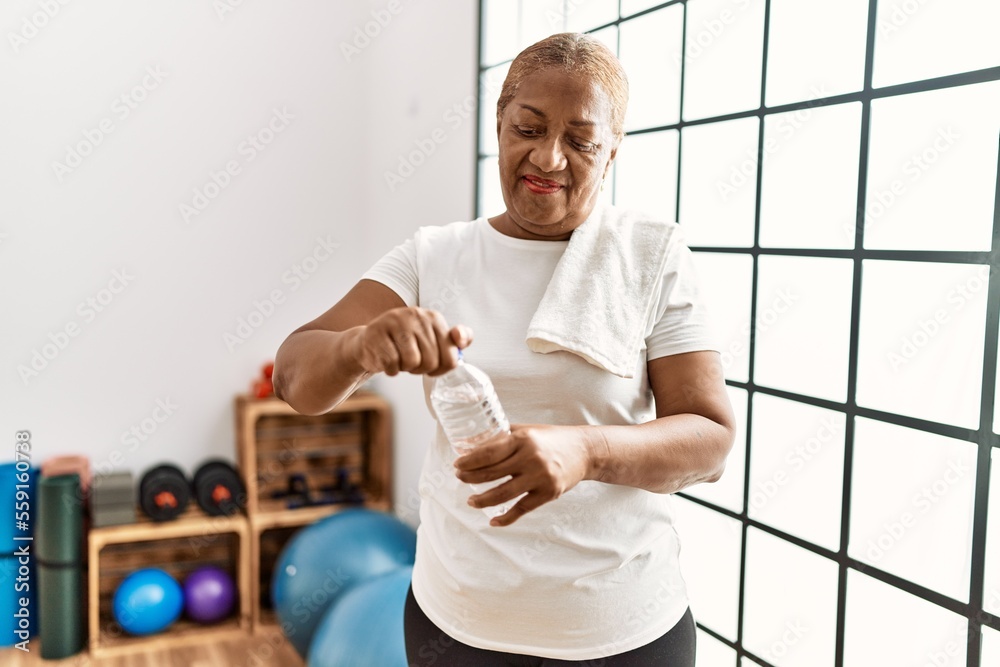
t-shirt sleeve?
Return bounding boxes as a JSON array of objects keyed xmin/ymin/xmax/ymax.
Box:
[
  {"xmin": 361, "ymin": 237, "xmax": 419, "ymax": 307},
  {"xmin": 645, "ymin": 237, "xmax": 722, "ymax": 361}
]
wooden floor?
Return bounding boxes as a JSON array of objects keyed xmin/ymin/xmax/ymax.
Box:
[{"xmin": 0, "ymin": 630, "xmax": 304, "ymax": 667}]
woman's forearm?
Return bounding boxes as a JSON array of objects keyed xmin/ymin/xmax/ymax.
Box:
[
  {"xmin": 273, "ymin": 296, "xmax": 471, "ymax": 416},
  {"xmin": 584, "ymin": 414, "xmax": 735, "ymax": 494},
  {"xmin": 273, "ymin": 327, "xmax": 370, "ymax": 415}
]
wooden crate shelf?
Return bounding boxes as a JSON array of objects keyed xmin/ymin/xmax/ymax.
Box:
[
  {"xmin": 235, "ymin": 391, "xmax": 393, "ymax": 632},
  {"xmin": 83, "ymin": 389, "xmax": 394, "ymax": 657},
  {"xmin": 89, "ymin": 502, "xmax": 244, "ymax": 542},
  {"xmin": 94, "ymin": 617, "xmax": 247, "ymax": 656},
  {"xmin": 87, "ymin": 507, "xmax": 251, "ymax": 658},
  {"xmin": 236, "ymin": 391, "xmax": 392, "ymax": 519}
]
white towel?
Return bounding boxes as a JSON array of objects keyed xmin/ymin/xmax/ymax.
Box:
[{"xmin": 525, "ymin": 203, "xmax": 678, "ymax": 378}]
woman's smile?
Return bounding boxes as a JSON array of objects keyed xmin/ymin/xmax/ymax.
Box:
[{"xmin": 521, "ymin": 174, "xmax": 565, "ymax": 195}]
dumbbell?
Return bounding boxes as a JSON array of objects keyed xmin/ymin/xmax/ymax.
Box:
[
  {"xmin": 322, "ymin": 468, "xmax": 365, "ymax": 505},
  {"xmin": 139, "ymin": 464, "xmax": 191, "ymax": 522},
  {"xmin": 272, "ymin": 473, "xmax": 314, "ymax": 510},
  {"xmin": 271, "ymin": 469, "xmax": 365, "ymax": 509},
  {"xmin": 192, "ymin": 460, "xmax": 245, "ymax": 517}
]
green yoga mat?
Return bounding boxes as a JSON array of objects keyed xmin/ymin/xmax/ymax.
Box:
[
  {"xmin": 37, "ymin": 474, "xmax": 84, "ymax": 659},
  {"xmin": 38, "ymin": 563, "xmax": 83, "ymax": 659},
  {"xmin": 36, "ymin": 474, "xmax": 82, "ymax": 565}
]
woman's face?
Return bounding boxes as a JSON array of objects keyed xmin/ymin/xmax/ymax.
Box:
[{"xmin": 493, "ymin": 68, "xmax": 619, "ymax": 241}]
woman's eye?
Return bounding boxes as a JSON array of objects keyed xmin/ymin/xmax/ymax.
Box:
[
  {"xmin": 572, "ymin": 141, "xmax": 597, "ymax": 152},
  {"xmin": 515, "ymin": 126, "xmax": 541, "ymax": 137}
]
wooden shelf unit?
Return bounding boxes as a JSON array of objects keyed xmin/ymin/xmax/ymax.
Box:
[
  {"xmin": 235, "ymin": 391, "xmax": 393, "ymax": 631},
  {"xmin": 83, "ymin": 390, "xmax": 393, "ymax": 656},
  {"xmin": 236, "ymin": 393, "xmax": 391, "ymax": 516},
  {"xmin": 87, "ymin": 505, "xmax": 251, "ymax": 658}
]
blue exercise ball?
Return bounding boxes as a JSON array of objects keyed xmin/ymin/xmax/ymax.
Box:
[
  {"xmin": 308, "ymin": 566, "xmax": 412, "ymax": 667},
  {"xmin": 272, "ymin": 509, "xmax": 416, "ymax": 657},
  {"xmin": 113, "ymin": 568, "xmax": 183, "ymax": 636}
]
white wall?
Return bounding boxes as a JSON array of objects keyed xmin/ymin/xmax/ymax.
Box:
[
  {"xmin": 358, "ymin": 0, "xmax": 479, "ymax": 523},
  {"xmin": 0, "ymin": 0, "xmax": 478, "ymax": 526}
]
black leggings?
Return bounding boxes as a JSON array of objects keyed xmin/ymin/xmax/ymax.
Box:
[{"xmin": 403, "ymin": 586, "xmax": 696, "ymax": 666}]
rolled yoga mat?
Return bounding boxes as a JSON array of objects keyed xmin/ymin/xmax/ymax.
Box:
[
  {"xmin": 40, "ymin": 455, "xmax": 91, "ymax": 496},
  {"xmin": 38, "ymin": 563, "xmax": 82, "ymax": 657},
  {"xmin": 37, "ymin": 474, "xmax": 84, "ymax": 659},
  {"xmin": 37, "ymin": 474, "xmax": 83, "ymax": 565},
  {"xmin": 0, "ymin": 463, "xmax": 37, "ymax": 646}
]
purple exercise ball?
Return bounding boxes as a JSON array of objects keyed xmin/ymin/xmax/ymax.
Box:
[{"xmin": 183, "ymin": 565, "xmax": 236, "ymax": 624}]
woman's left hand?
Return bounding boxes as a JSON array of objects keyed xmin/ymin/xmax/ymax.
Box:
[{"xmin": 453, "ymin": 424, "xmax": 598, "ymax": 527}]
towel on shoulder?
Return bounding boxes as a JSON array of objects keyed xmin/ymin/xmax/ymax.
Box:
[{"xmin": 525, "ymin": 203, "xmax": 684, "ymax": 379}]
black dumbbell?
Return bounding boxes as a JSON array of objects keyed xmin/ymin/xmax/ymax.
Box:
[
  {"xmin": 273, "ymin": 473, "xmax": 314, "ymax": 510},
  {"xmin": 323, "ymin": 468, "xmax": 365, "ymax": 505},
  {"xmin": 192, "ymin": 460, "xmax": 245, "ymax": 517},
  {"xmin": 139, "ymin": 464, "xmax": 191, "ymax": 522}
]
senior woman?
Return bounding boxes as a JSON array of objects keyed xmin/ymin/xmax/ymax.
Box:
[{"xmin": 274, "ymin": 33, "xmax": 734, "ymax": 666}]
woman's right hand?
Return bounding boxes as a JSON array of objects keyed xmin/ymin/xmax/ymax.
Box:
[
  {"xmin": 352, "ymin": 307, "xmax": 472, "ymax": 377},
  {"xmin": 276, "ymin": 281, "xmax": 466, "ymax": 415}
]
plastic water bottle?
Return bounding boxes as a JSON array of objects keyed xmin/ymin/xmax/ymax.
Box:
[{"xmin": 430, "ymin": 353, "xmax": 522, "ymax": 518}]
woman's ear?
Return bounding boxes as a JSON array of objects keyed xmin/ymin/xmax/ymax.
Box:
[{"xmin": 603, "ymin": 145, "xmax": 619, "ymax": 180}]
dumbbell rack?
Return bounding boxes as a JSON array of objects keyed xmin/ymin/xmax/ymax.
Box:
[
  {"xmin": 234, "ymin": 390, "xmax": 393, "ymax": 632},
  {"xmin": 84, "ymin": 390, "xmax": 392, "ymax": 657}
]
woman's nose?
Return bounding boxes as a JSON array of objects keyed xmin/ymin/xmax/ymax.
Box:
[{"xmin": 529, "ymin": 135, "xmax": 567, "ymax": 173}]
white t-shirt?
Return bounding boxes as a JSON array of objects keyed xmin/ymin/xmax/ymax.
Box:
[{"xmin": 362, "ymin": 211, "xmax": 719, "ymax": 660}]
